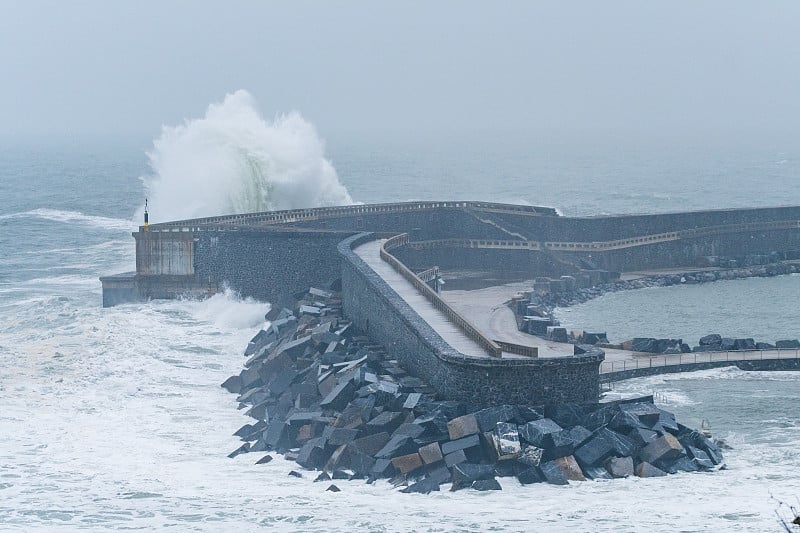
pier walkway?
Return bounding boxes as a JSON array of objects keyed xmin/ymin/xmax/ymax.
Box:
[{"xmin": 354, "ymin": 239, "xmax": 494, "ymax": 358}]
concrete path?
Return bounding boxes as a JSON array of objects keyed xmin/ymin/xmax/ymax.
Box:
[{"xmin": 354, "ymin": 239, "xmax": 492, "ymax": 358}]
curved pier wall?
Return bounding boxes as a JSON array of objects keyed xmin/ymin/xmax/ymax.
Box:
[
  {"xmin": 393, "ymin": 246, "xmax": 569, "ymax": 276},
  {"xmin": 192, "ymin": 229, "xmax": 353, "ymax": 307},
  {"xmin": 339, "ymin": 233, "xmax": 604, "ymax": 406}
]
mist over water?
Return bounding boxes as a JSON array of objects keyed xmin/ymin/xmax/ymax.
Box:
[{"xmin": 141, "ymin": 90, "xmax": 353, "ymax": 222}]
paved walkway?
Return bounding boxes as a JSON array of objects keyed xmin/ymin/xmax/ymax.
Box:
[{"xmin": 354, "ymin": 239, "xmax": 492, "ymax": 358}]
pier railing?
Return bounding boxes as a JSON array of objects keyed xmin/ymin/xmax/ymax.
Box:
[
  {"xmin": 143, "ymin": 201, "xmax": 556, "ymax": 231},
  {"xmin": 381, "ymin": 234, "xmax": 503, "ymax": 358},
  {"xmin": 601, "ymin": 348, "xmax": 800, "ymax": 381},
  {"xmin": 380, "ymin": 233, "xmax": 539, "ymax": 359}
]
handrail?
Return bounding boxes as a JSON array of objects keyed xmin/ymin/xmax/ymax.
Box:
[
  {"xmin": 145, "ymin": 200, "xmax": 556, "ymax": 230},
  {"xmin": 380, "ymin": 234, "xmax": 503, "ymax": 357},
  {"xmin": 600, "ymin": 347, "xmax": 800, "ymax": 378},
  {"xmin": 380, "ymin": 234, "xmax": 539, "ymax": 358},
  {"xmin": 417, "ymin": 266, "xmax": 440, "ymax": 283},
  {"xmin": 494, "ymin": 340, "xmax": 539, "ymax": 358}
]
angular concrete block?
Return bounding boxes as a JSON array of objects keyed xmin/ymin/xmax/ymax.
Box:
[
  {"xmin": 391, "ymin": 452, "xmax": 423, "ymax": 474},
  {"xmin": 441, "ymin": 434, "xmax": 480, "ymax": 456},
  {"xmin": 635, "ymin": 461, "xmax": 667, "ymax": 478},
  {"xmin": 447, "ymin": 413, "xmax": 480, "ymax": 440},
  {"xmin": 519, "ymin": 418, "xmax": 562, "ymax": 447},
  {"xmin": 492, "ymin": 422, "xmax": 522, "ymax": 460},
  {"xmin": 418, "ymin": 442, "xmax": 444, "ymax": 465},
  {"xmin": 349, "ymin": 432, "xmax": 390, "ymax": 456},
  {"xmin": 444, "ymin": 449, "xmax": 467, "ymax": 467},
  {"xmin": 640, "ymin": 433, "xmax": 683, "ymax": 464},
  {"xmin": 606, "ymin": 456, "xmax": 634, "ymax": 478},
  {"xmin": 553, "ymin": 455, "xmax": 586, "ymax": 481}
]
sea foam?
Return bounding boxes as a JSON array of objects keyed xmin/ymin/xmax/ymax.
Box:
[{"xmin": 140, "ymin": 90, "xmax": 353, "ymax": 222}]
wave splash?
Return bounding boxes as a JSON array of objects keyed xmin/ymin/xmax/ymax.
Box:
[{"xmin": 141, "ymin": 90, "xmax": 353, "ymax": 222}]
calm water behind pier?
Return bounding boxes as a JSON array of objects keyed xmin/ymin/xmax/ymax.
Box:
[{"xmin": 1, "ymin": 133, "xmax": 799, "ymax": 531}]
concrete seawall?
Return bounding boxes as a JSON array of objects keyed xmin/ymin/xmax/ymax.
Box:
[{"xmin": 101, "ymin": 201, "xmax": 800, "ymax": 402}]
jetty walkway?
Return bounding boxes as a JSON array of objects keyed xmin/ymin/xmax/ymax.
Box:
[{"xmin": 355, "ymin": 239, "xmax": 542, "ymax": 359}]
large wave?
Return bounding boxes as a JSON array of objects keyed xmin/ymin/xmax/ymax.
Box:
[{"xmin": 140, "ymin": 90, "xmax": 353, "ymax": 222}]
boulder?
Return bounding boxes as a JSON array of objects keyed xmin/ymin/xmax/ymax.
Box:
[
  {"xmin": 349, "ymin": 432, "xmax": 390, "ymax": 456},
  {"xmin": 491, "ymin": 422, "xmax": 522, "ymax": 460},
  {"xmin": 474, "ymin": 405, "xmax": 515, "ymax": 432},
  {"xmin": 776, "ymin": 339, "xmax": 800, "ymax": 349},
  {"xmin": 517, "ymin": 445, "xmax": 544, "ymax": 467},
  {"xmin": 539, "ymin": 460, "xmax": 569, "ymax": 485},
  {"xmin": 447, "ymin": 413, "xmax": 480, "ymax": 440},
  {"xmin": 401, "ymin": 477, "xmax": 442, "ymax": 494},
  {"xmin": 574, "ymin": 428, "xmax": 636, "ymax": 468},
  {"xmin": 221, "ymin": 375, "xmax": 243, "ymax": 394},
  {"xmin": 391, "ymin": 452, "xmax": 423, "ymax": 474},
  {"xmin": 348, "ymin": 450, "xmax": 377, "ymax": 477},
  {"xmin": 444, "ymin": 449, "xmax": 468, "ymax": 467},
  {"xmin": 472, "ymin": 478, "xmax": 502, "ymax": 491},
  {"xmin": 518, "ymin": 418, "xmax": 562, "ymax": 447},
  {"xmin": 552, "ymin": 455, "xmax": 586, "ymax": 481},
  {"xmin": 255, "ymin": 454, "xmax": 273, "ymax": 465},
  {"xmin": 635, "ymin": 461, "xmax": 667, "ymax": 478},
  {"xmin": 418, "ymin": 442, "xmax": 443, "ymax": 465},
  {"xmin": 375, "ymin": 435, "xmax": 416, "ymax": 459},
  {"xmin": 441, "ymin": 434, "xmax": 481, "ymax": 456},
  {"xmin": 639, "ymin": 434, "xmax": 683, "ymax": 464},
  {"xmin": 319, "ymin": 379, "xmax": 356, "ymax": 412},
  {"xmin": 699, "ymin": 334, "xmax": 722, "ymax": 346},
  {"xmin": 516, "ymin": 465, "xmax": 544, "ymax": 485},
  {"xmin": 366, "ymin": 411, "xmax": 404, "ymax": 435},
  {"xmin": 323, "ymin": 427, "xmax": 359, "ymax": 446},
  {"xmin": 451, "ymin": 463, "xmax": 495, "ymax": 489},
  {"xmin": 545, "ymin": 403, "xmax": 586, "ymax": 428},
  {"xmin": 605, "ymin": 456, "xmax": 634, "ymax": 478}
]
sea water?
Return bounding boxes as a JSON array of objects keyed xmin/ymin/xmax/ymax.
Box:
[{"xmin": 1, "ymin": 93, "xmax": 799, "ymax": 531}]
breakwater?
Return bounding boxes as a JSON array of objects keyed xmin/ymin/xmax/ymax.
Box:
[
  {"xmin": 222, "ymin": 287, "xmax": 725, "ymax": 492},
  {"xmin": 101, "ymin": 201, "xmax": 800, "ymax": 404}
]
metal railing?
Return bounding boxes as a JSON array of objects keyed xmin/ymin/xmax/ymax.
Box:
[
  {"xmin": 380, "ymin": 234, "xmax": 503, "ymax": 358},
  {"xmin": 600, "ymin": 348, "xmax": 800, "ymax": 375},
  {"xmin": 144, "ymin": 200, "xmax": 555, "ymax": 231},
  {"xmin": 494, "ymin": 340, "xmax": 539, "ymax": 358},
  {"xmin": 379, "ymin": 234, "xmax": 540, "ymax": 358},
  {"xmin": 416, "ymin": 266, "xmax": 440, "ymax": 283}
]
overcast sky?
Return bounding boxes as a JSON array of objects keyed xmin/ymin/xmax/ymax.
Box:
[{"xmin": 1, "ymin": 1, "xmax": 798, "ymax": 142}]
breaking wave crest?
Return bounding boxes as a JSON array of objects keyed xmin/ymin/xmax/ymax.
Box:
[{"xmin": 140, "ymin": 90, "xmax": 353, "ymax": 222}]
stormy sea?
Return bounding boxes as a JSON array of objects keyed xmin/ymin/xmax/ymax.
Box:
[{"xmin": 2, "ymin": 93, "xmax": 799, "ymax": 531}]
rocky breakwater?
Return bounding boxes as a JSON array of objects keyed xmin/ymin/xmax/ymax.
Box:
[{"xmin": 220, "ymin": 287, "xmax": 725, "ymax": 493}]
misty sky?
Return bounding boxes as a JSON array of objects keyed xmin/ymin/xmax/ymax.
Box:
[{"xmin": 1, "ymin": 1, "xmax": 799, "ymax": 142}]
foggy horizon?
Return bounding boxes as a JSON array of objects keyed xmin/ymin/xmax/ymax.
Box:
[{"xmin": 1, "ymin": 1, "xmax": 799, "ymax": 145}]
